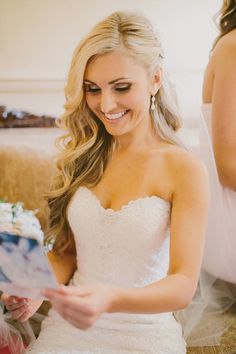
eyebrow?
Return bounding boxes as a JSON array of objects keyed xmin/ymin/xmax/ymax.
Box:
[{"xmin": 84, "ymin": 77, "xmax": 131, "ymax": 85}]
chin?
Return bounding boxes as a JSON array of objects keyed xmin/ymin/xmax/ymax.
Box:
[
  {"xmin": 105, "ymin": 128, "xmax": 128, "ymax": 137},
  {"xmin": 102, "ymin": 121, "xmax": 131, "ymax": 137}
]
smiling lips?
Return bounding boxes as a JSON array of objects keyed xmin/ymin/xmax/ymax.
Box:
[{"xmin": 104, "ymin": 110, "xmax": 129, "ymax": 121}]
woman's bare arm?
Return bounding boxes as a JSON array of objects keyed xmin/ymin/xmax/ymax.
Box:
[{"xmin": 108, "ymin": 151, "xmax": 209, "ymax": 314}]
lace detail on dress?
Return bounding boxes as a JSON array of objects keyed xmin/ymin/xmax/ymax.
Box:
[
  {"xmin": 26, "ymin": 187, "xmax": 186, "ymax": 354},
  {"xmin": 68, "ymin": 187, "xmax": 171, "ymax": 287}
]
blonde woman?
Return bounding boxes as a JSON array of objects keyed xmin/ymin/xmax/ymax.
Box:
[
  {"xmin": 2, "ymin": 11, "xmax": 208, "ymax": 353},
  {"xmin": 202, "ymin": 0, "xmax": 236, "ymax": 283}
]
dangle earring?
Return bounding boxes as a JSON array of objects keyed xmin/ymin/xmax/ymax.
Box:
[{"xmin": 150, "ymin": 95, "xmax": 156, "ymax": 111}]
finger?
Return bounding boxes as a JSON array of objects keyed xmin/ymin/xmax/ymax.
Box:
[
  {"xmin": 6, "ymin": 297, "xmax": 28, "ymax": 309},
  {"xmin": 1, "ymin": 295, "xmax": 15, "ymax": 305},
  {"xmin": 58, "ymin": 285, "xmax": 91, "ymax": 297},
  {"xmin": 43, "ymin": 286, "xmax": 90, "ymax": 298},
  {"xmin": 10, "ymin": 296, "xmax": 26, "ymax": 302},
  {"xmin": 50, "ymin": 293, "xmax": 94, "ymax": 317},
  {"xmin": 7, "ymin": 296, "xmax": 28, "ymax": 306},
  {"xmin": 51, "ymin": 302, "xmax": 91, "ymax": 330},
  {"xmin": 46, "ymin": 292, "xmax": 82, "ymax": 309},
  {"xmin": 6, "ymin": 301, "xmax": 26, "ymax": 311},
  {"xmin": 42, "ymin": 288, "xmax": 61, "ymax": 298},
  {"xmin": 11, "ymin": 305, "xmax": 29, "ymax": 320},
  {"xmin": 63, "ymin": 306, "xmax": 95, "ymax": 328},
  {"xmin": 18, "ymin": 308, "xmax": 32, "ymax": 322},
  {"xmin": 42, "ymin": 288, "xmax": 72, "ymax": 301},
  {"xmin": 42, "ymin": 286, "xmax": 77, "ymax": 297}
]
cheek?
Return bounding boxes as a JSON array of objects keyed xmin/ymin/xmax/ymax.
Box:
[
  {"xmin": 85, "ymin": 94, "xmax": 98, "ymax": 111},
  {"xmin": 128, "ymin": 91, "xmax": 150, "ymax": 111}
]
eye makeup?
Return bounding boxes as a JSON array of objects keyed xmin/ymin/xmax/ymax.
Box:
[
  {"xmin": 114, "ymin": 83, "xmax": 132, "ymax": 92},
  {"xmin": 84, "ymin": 81, "xmax": 132, "ymax": 93},
  {"xmin": 84, "ymin": 83, "xmax": 100, "ymax": 93}
]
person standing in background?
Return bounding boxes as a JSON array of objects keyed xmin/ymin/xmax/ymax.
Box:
[
  {"xmin": 203, "ymin": 0, "xmax": 236, "ymax": 190},
  {"xmin": 202, "ymin": 0, "xmax": 236, "ymax": 284}
]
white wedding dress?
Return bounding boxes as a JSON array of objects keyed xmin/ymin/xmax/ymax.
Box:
[{"xmin": 26, "ymin": 186, "xmax": 186, "ymax": 354}]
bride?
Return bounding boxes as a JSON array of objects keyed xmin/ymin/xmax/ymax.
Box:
[
  {"xmin": 202, "ymin": 0, "xmax": 236, "ymax": 283},
  {"xmin": 1, "ymin": 11, "xmax": 209, "ymax": 353}
]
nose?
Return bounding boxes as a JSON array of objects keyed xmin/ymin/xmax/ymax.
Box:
[{"xmin": 100, "ymin": 91, "xmax": 117, "ymax": 113}]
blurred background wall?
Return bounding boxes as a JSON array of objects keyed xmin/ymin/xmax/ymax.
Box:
[{"xmin": 0, "ymin": 0, "xmax": 221, "ymax": 117}]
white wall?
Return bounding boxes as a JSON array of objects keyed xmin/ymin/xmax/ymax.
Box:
[{"xmin": 0, "ymin": 0, "xmax": 221, "ymax": 117}]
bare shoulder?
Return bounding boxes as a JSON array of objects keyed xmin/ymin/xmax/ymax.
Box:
[
  {"xmin": 147, "ymin": 143, "xmax": 208, "ymax": 202},
  {"xmin": 203, "ymin": 30, "xmax": 236, "ymax": 102},
  {"xmin": 212, "ymin": 29, "xmax": 236, "ymax": 66},
  {"xmin": 165, "ymin": 145, "xmax": 207, "ymax": 173},
  {"xmin": 164, "ymin": 145, "xmax": 209, "ymax": 196},
  {"xmin": 217, "ymin": 29, "xmax": 236, "ymax": 49}
]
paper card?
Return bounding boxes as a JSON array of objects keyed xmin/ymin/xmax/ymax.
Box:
[{"xmin": 0, "ymin": 231, "xmax": 58, "ymax": 299}]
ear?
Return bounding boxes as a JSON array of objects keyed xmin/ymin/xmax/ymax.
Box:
[{"xmin": 150, "ymin": 67, "xmax": 162, "ymax": 95}]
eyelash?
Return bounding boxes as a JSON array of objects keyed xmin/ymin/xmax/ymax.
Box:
[
  {"xmin": 116, "ymin": 85, "xmax": 131, "ymax": 92},
  {"xmin": 84, "ymin": 84, "xmax": 131, "ymax": 93}
]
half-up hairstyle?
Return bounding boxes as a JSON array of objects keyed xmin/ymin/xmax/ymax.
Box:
[{"xmin": 45, "ymin": 11, "xmax": 182, "ymax": 255}]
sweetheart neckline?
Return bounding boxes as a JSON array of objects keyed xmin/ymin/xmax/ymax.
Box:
[{"xmin": 78, "ymin": 186, "xmax": 171, "ymax": 214}]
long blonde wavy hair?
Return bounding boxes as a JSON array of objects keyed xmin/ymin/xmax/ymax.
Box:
[
  {"xmin": 213, "ymin": 0, "xmax": 236, "ymax": 49},
  {"xmin": 45, "ymin": 11, "xmax": 182, "ymax": 255}
]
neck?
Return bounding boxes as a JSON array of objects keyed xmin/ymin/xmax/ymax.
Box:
[{"xmin": 113, "ymin": 116, "xmax": 160, "ymax": 152}]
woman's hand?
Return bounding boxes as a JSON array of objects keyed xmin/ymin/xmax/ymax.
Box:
[
  {"xmin": 42, "ymin": 284, "xmax": 118, "ymax": 330},
  {"xmin": 1, "ymin": 293, "xmax": 43, "ymax": 322}
]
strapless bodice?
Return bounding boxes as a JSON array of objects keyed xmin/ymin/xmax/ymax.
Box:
[{"xmin": 67, "ymin": 187, "xmax": 171, "ymax": 288}]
